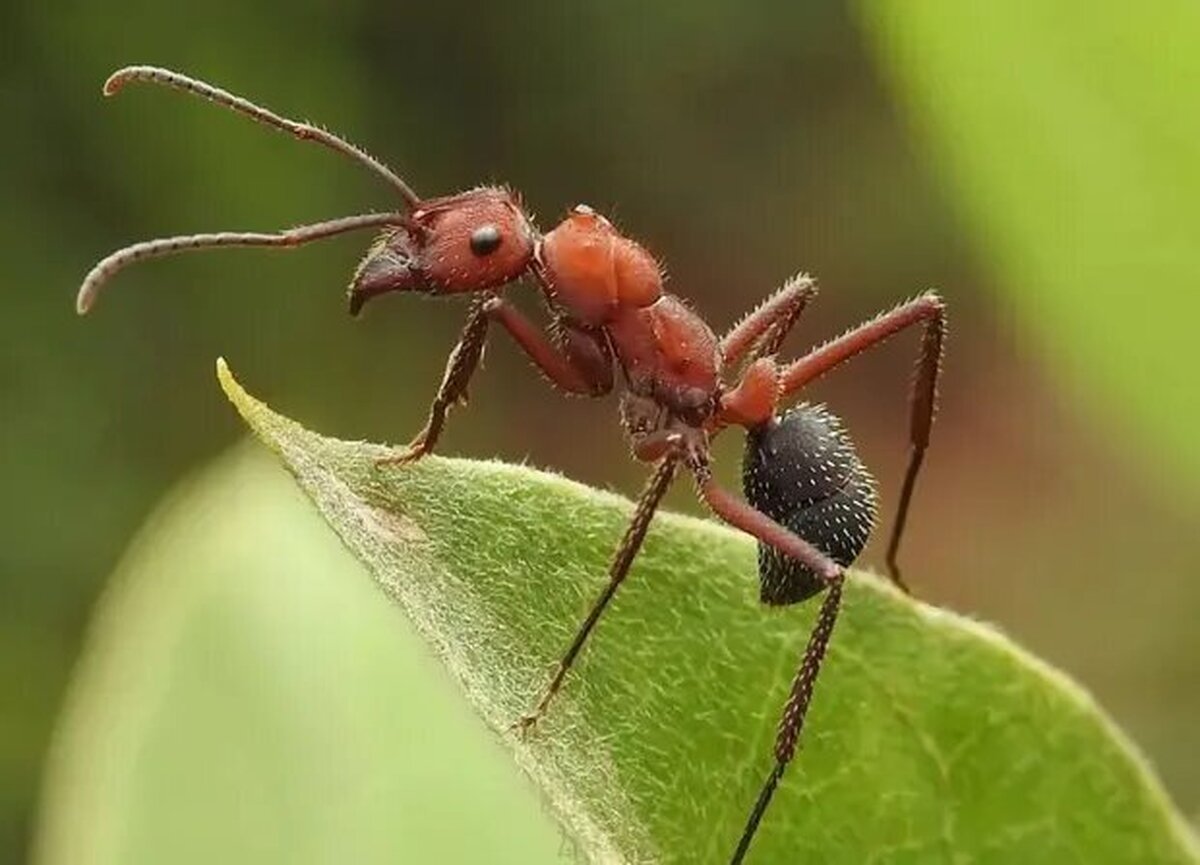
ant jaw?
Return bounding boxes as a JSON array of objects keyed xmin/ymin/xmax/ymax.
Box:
[
  {"xmin": 347, "ymin": 233, "xmax": 423, "ymax": 315},
  {"xmin": 346, "ymin": 279, "xmax": 398, "ymax": 316}
]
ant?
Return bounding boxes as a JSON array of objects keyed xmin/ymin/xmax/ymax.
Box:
[{"xmin": 77, "ymin": 66, "xmax": 946, "ymax": 864}]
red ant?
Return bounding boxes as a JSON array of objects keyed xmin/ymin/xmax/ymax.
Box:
[{"xmin": 77, "ymin": 66, "xmax": 946, "ymax": 864}]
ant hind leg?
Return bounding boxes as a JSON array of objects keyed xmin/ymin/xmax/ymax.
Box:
[
  {"xmin": 720, "ymin": 275, "xmax": 818, "ymax": 367},
  {"xmin": 692, "ymin": 470, "xmax": 845, "ymax": 864},
  {"xmin": 777, "ymin": 292, "xmax": 947, "ymax": 591}
]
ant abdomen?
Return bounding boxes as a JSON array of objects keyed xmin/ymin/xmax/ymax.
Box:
[{"xmin": 742, "ymin": 404, "xmax": 877, "ymax": 605}]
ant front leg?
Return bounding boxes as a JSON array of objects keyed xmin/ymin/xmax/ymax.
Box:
[
  {"xmin": 378, "ymin": 295, "xmax": 614, "ymax": 466},
  {"xmin": 514, "ymin": 456, "xmax": 678, "ymax": 733},
  {"xmin": 780, "ymin": 292, "xmax": 946, "ymax": 591},
  {"xmin": 378, "ymin": 295, "xmax": 491, "ymax": 465},
  {"xmin": 720, "ymin": 274, "xmax": 818, "ymax": 367},
  {"xmin": 692, "ymin": 467, "xmax": 845, "ymax": 865}
]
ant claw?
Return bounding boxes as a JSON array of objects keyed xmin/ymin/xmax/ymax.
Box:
[
  {"xmin": 509, "ymin": 711, "xmax": 542, "ymax": 738},
  {"xmin": 375, "ymin": 444, "xmax": 427, "ymax": 468},
  {"xmin": 377, "ymin": 424, "xmax": 438, "ymax": 469}
]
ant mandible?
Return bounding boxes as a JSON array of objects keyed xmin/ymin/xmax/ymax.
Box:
[{"xmin": 77, "ymin": 66, "xmax": 946, "ymax": 864}]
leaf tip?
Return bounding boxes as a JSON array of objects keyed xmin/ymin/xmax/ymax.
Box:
[
  {"xmin": 214, "ymin": 358, "xmax": 316, "ymax": 462},
  {"xmin": 216, "ymin": 356, "xmax": 247, "ymax": 414},
  {"xmin": 215, "ymin": 357, "xmax": 271, "ymax": 438}
]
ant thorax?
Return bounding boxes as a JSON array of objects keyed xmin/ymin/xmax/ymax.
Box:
[
  {"xmin": 619, "ymin": 391, "xmax": 710, "ymax": 464},
  {"xmin": 606, "ymin": 295, "xmax": 723, "ymax": 420}
]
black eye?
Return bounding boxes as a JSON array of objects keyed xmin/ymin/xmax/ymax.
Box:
[{"xmin": 469, "ymin": 224, "xmax": 502, "ymax": 256}]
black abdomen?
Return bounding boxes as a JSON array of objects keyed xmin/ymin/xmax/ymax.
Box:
[{"xmin": 742, "ymin": 404, "xmax": 877, "ymax": 605}]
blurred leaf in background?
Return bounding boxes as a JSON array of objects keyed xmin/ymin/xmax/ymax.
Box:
[
  {"xmin": 34, "ymin": 445, "xmax": 570, "ymax": 865},
  {"xmin": 854, "ymin": 0, "xmax": 1200, "ymax": 811},
  {"xmin": 858, "ymin": 0, "xmax": 1200, "ymax": 504}
]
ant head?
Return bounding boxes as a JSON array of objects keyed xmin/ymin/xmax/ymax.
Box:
[
  {"xmin": 419, "ymin": 187, "xmax": 537, "ymax": 289},
  {"xmin": 75, "ymin": 68, "xmax": 539, "ymax": 318},
  {"xmin": 349, "ymin": 187, "xmax": 536, "ymax": 314},
  {"xmin": 539, "ymin": 204, "xmax": 662, "ymax": 326}
]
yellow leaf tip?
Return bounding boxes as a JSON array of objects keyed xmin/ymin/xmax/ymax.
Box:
[
  {"xmin": 215, "ymin": 357, "xmax": 255, "ymax": 422},
  {"xmin": 215, "ymin": 356, "xmax": 234, "ymax": 391}
]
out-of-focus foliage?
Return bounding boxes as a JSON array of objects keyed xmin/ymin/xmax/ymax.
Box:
[
  {"xmin": 859, "ymin": 1, "xmax": 1200, "ymax": 503},
  {"xmin": 35, "ymin": 445, "xmax": 570, "ymax": 865}
]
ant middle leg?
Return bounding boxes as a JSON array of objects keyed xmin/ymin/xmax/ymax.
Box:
[
  {"xmin": 778, "ymin": 292, "xmax": 946, "ymax": 591},
  {"xmin": 514, "ymin": 455, "xmax": 678, "ymax": 733},
  {"xmin": 714, "ymin": 276, "xmax": 823, "ymax": 431}
]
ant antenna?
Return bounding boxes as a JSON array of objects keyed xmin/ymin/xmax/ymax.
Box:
[
  {"xmin": 76, "ymin": 212, "xmax": 409, "ymax": 314},
  {"xmin": 103, "ymin": 66, "xmax": 420, "ymax": 207}
]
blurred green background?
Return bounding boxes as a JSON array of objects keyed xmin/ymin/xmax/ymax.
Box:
[{"xmin": 3, "ymin": 1, "xmax": 1197, "ymax": 862}]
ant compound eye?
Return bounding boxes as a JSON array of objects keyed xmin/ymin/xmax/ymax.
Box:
[{"xmin": 469, "ymin": 224, "xmax": 503, "ymax": 257}]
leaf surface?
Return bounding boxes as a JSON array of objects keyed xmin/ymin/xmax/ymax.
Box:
[{"xmin": 216, "ymin": 357, "xmax": 1197, "ymax": 864}]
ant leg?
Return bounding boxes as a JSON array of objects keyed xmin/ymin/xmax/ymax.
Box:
[
  {"xmin": 514, "ymin": 456, "xmax": 678, "ymax": 732},
  {"xmin": 482, "ymin": 297, "xmax": 613, "ymax": 397},
  {"xmin": 692, "ymin": 470, "xmax": 844, "ymax": 865},
  {"xmin": 379, "ymin": 296, "xmax": 613, "ymax": 465},
  {"xmin": 779, "ymin": 292, "xmax": 946, "ymax": 591},
  {"xmin": 732, "ymin": 583, "xmax": 842, "ymax": 865},
  {"xmin": 378, "ymin": 295, "xmax": 492, "ymax": 466},
  {"xmin": 720, "ymin": 275, "xmax": 818, "ymax": 366}
]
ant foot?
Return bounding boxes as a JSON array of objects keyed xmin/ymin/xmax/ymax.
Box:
[
  {"xmin": 375, "ymin": 444, "xmax": 427, "ymax": 468},
  {"xmin": 509, "ymin": 710, "xmax": 542, "ymax": 738},
  {"xmin": 884, "ymin": 564, "xmax": 912, "ymax": 595}
]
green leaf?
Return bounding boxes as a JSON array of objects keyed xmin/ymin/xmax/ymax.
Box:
[
  {"xmin": 211, "ymin": 357, "xmax": 1197, "ymax": 863},
  {"xmin": 855, "ymin": 2, "xmax": 1200, "ymax": 503}
]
